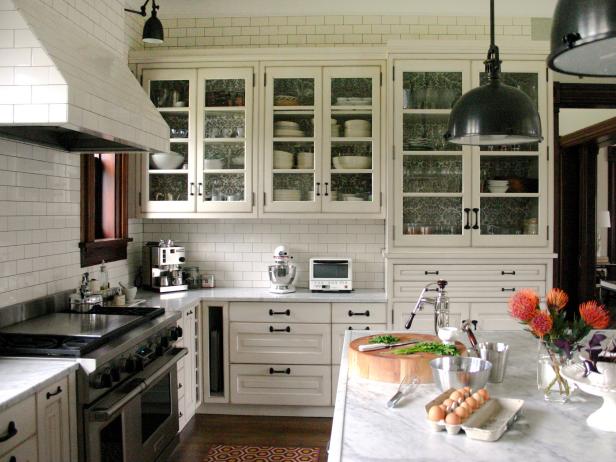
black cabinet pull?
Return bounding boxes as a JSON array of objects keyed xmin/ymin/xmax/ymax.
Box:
[
  {"xmin": 46, "ymin": 386, "xmax": 62, "ymax": 400},
  {"xmin": 471, "ymin": 320, "xmax": 479, "ymax": 330},
  {"xmin": 10, "ymin": 457, "xmax": 16, "ymax": 462},
  {"xmin": 324, "ymin": 182, "xmax": 329, "ymax": 197},
  {"xmin": 464, "ymin": 208, "xmax": 471, "ymax": 230},
  {"xmin": 179, "ymin": 412, "xmax": 183, "ymax": 418},
  {"xmin": 472, "ymin": 208, "xmax": 480, "ymax": 230},
  {"xmin": 198, "ymin": 183, "xmax": 203, "ymax": 196},
  {"xmin": 501, "ymin": 288, "xmax": 516, "ymax": 292},
  {"xmin": 0, "ymin": 422, "xmax": 17, "ymax": 443},
  {"xmin": 347, "ymin": 326, "xmax": 371, "ymax": 330},
  {"xmin": 178, "ymin": 382, "xmax": 183, "ymax": 389},
  {"xmin": 316, "ymin": 182, "xmax": 321, "ymax": 196},
  {"xmin": 190, "ymin": 182, "xmax": 195, "ymax": 196},
  {"xmin": 187, "ymin": 310, "xmax": 193, "ymax": 316},
  {"xmin": 501, "ymin": 270, "xmax": 516, "ymax": 275},
  {"xmin": 269, "ymin": 326, "xmax": 291, "ymax": 333},
  {"xmin": 269, "ymin": 309, "xmax": 291, "ymax": 316},
  {"xmin": 348, "ymin": 310, "xmax": 370, "ymax": 317},
  {"xmin": 424, "ymin": 270, "xmax": 439, "ymax": 275},
  {"xmin": 269, "ymin": 367, "xmax": 291, "ymax": 375}
]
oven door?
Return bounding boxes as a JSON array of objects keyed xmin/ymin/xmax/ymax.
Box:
[{"xmin": 85, "ymin": 347, "xmax": 187, "ymax": 462}]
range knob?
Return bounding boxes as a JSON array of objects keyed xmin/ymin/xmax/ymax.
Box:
[
  {"xmin": 110, "ymin": 366, "xmax": 121, "ymax": 382},
  {"xmin": 135, "ymin": 357, "xmax": 144, "ymax": 372},
  {"xmin": 93, "ymin": 371, "xmax": 112, "ymax": 389},
  {"xmin": 122, "ymin": 357, "xmax": 136, "ymax": 373},
  {"xmin": 160, "ymin": 336, "xmax": 170, "ymax": 349},
  {"xmin": 170, "ymin": 326, "xmax": 183, "ymax": 340}
]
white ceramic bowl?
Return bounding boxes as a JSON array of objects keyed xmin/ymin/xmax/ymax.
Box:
[
  {"xmin": 344, "ymin": 119, "xmax": 371, "ymax": 128},
  {"xmin": 488, "ymin": 185, "xmax": 509, "ymax": 193},
  {"xmin": 274, "ymin": 120, "xmax": 300, "ymax": 128},
  {"xmin": 204, "ymin": 159, "xmax": 224, "ymax": 170},
  {"xmin": 150, "ymin": 152, "xmax": 184, "ymax": 170},
  {"xmin": 339, "ymin": 156, "xmax": 371, "ymax": 169}
]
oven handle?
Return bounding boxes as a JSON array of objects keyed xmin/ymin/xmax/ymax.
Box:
[{"xmin": 90, "ymin": 347, "xmax": 187, "ymax": 422}]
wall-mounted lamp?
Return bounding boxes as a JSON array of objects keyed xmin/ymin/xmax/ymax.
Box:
[{"xmin": 125, "ymin": 0, "xmax": 164, "ymax": 44}]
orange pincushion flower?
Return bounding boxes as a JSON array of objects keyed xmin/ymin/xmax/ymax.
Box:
[
  {"xmin": 579, "ymin": 301, "xmax": 611, "ymax": 329},
  {"xmin": 508, "ymin": 289, "xmax": 540, "ymax": 322},
  {"xmin": 546, "ymin": 288, "xmax": 569, "ymax": 311},
  {"xmin": 529, "ymin": 311, "xmax": 553, "ymax": 337}
]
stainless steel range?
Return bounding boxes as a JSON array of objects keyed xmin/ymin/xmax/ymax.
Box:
[{"xmin": 0, "ymin": 300, "xmax": 186, "ymax": 462}]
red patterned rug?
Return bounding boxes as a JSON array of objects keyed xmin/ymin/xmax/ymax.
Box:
[{"xmin": 204, "ymin": 445, "xmax": 320, "ymax": 462}]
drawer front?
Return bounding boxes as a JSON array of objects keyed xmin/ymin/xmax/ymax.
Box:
[
  {"xmin": 469, "ymin": 302, "xmax": 523, "ymax": 331},
  {"xmin": 331, "ymin": 303, "xmax": 386, "ymax": 323},
  {"xmin": 1, "ymin": 435, "xmax": 37, "ymax": 462},
  {"xmin": 394, "ymin": 281, "xmax": 546, "ymax": 299},
  {"xmin": 230, "ymin": 302, "xmax": 330, "ymax": 323},
  {"xmin": 230, "ymin": 323, "xmax": 331, "ymax": 364},
  {"xmin": 332, "ymin": 365, "xmax": 341, "ymax": 403},
  {"xmin": 331, "ymin": 323, "xmax": 387, "ymax": 364},
  {"xmin": 394, "ymin": 264, "xmax": 545, "ymax": 282},
  {"xmin": 392, "ymin": 302, "xmax": 469, "ymax": 332},
  {"xmin": 178, "ymin": 395, "xmax": 187, "ymax": 430},
  {"xmin": 230, "ymin": 364, "xmax": 331, "ymax": 406},
  {"xmin": 0, "ymin": 395, "xmax": 36, "ymax": 456},
  {"xmin": 177, "ymin": 363, "xmax": 186, "ymax": 399}
]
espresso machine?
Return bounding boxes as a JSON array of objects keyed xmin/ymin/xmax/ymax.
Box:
[
  {"xmin": 268, "ymin": 245, "xmax": 297, "ymax": 294},
  {"xmin": 142, "ymin": 240, "xmax": 188, "ymax": 292}
]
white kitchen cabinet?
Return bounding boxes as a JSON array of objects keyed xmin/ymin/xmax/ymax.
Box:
[
  {"xmin": 467, "ymin": 302, "xmax": 522, "ymax": 331},
  {"xmin": 36, "ymin": 377, "xmax": 70, "ymax": 462},
  {"xmin": 331, "ymin": 323, "xmax": 387, "ymax": 364},
  {"xmin": 176, "ymin": 302, "xmax": 201, "ymax": 430},
  {"xmin": 0, "ymin": 396, "xmax": 36, "ymax": 458},
  {"xmin": 331, "ymin": 303, "xmax": 387, "ymax": 324},
  {"xmin": 202, "ymin": 303, "xmax": 229, "ymax": 404},
  {"xmin": 1, "ymin": 436, "xmax": 38, "ymax": 462}
]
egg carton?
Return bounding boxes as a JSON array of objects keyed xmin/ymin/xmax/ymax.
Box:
[{"xmin": 425, "ymin": 388, "xmax": 524, "ymax": 442}]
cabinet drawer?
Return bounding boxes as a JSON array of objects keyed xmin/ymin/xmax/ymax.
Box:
[
  {"xmin": 230, "ymin": 302, "xmax": 330, "ymax": 323},
  {"xmin": 1, "ymin": 435, "xmax": 37, "ymax": 462},
  {"xmin": 331, "ymin": 323, "xmax": 387, "ymax": 364},
  {"xmin": 392, "ymin": 302, "xmax": 469, "ymax": 332},
  {"xmin": 230, "ymin": 364, "xmax": 331, "ymax": 406},
  {"xmin": 469, "ymin": 302, "xmax": 523, "ymax": 331},
  {"xmin": 0, "ymin": 395, "xmax": 36, "ymax": 456},
  {"xmin": 394, "ymin": 281, "xmax": 545, "ymax": 299},
  {"xmin": 332, "ymin": 303, "xmax": 386, "ymax": 323},
  {"xmin": 394, "ymin": 264, "xmax": 545, "ymax": 282},
  {"xmin": 178, "ymin": 395, "xmax": 187, "ymax": 430},
  {"xmin": 177, "ymin": 363, "xmax": 186, "ymax": 399},
  {"xmin": 230, "ymin": 323, "xmax": 331, "ymax": 364}
]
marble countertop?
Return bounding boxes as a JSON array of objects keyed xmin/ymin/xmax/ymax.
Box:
[
  {"xmin": 330, "ymin": 330, "xmax": 616, "ymax": 462},
  {"xmin": 136, "ymin": 288, "xmax": 387, "ymax": 312},
  {"xmin": 0, "ymin": 358, "xmax": 78, "ymax": 412}
]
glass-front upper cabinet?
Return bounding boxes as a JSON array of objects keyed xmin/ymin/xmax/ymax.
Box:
[
  {"xmin": 471, "ymin": 61, "xmax": 548, "ymax": 247},
  {"xmin": 142, "ymin": 69, "xmax": 196, "ymax": 213},
  {"xmin": 263, "ymin": 67, "xmax": 322, "ymax": 213},
  {"xmin": 394, "ymin": 61, "xmax": 472, "ymax": 246},
  {"xmin": 323, "ymin": 66, "xmax": 381, "ymax": 214},
  {"xmin": 196, "ymin": 67, "xmax": 254, "ymax": 212}
]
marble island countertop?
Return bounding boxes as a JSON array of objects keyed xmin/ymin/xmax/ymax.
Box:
[
  {"xmin": 329, "ymin": 331, "xmax": 616, "ymax": 462},
  {"xmin": 0, "ymin": 358, "xmax": 78, "ymax": 412}
]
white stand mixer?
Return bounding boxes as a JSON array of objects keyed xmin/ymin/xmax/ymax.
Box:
[{"xmin": 268, "ymin": 245, "xmax": 297, "ymax": 294}]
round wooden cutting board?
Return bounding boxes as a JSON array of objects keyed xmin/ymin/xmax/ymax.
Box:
[{"xmin": 348, "ymin": 333, "xmax": 468, "ymax": 384}]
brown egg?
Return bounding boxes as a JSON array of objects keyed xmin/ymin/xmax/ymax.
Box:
[
  {"xmin": 428, "ymin": 405, "xmax": 446, "ymax": 421},
  {"xmin": 472, "ymin": 392, "xmax": 484, "ymax": 405},
  {"xmin": 459, "ymin": 402, "xmax": 472, "ymax": 414},
  {"xmin": 478, "ymin": 389, "xmax": 490, "ymax": 401},
  {"xmin": 465, "ymin": 397, "xmax": 478, "ymax": 410},
  {"xmin": 442, "ymin": 398, "xmax": 454, "ymax": 408},
  {"xmin": 463, "ymin": 386, "xmax": 472, "ymax": 395},
  {"xmin": 454, "ymin": 406, "xmax": 469, "ymax": 420},
  {"xmin": 439, "ymin": 404, "xmax": 448, "ymax": 412},
  {"xmin": 445, "ymin": 413, "xmax": 461, "ymax": 425},
  {"xmin": 449, "ymin": 391, "xmax": 463, "ymax": 401}
]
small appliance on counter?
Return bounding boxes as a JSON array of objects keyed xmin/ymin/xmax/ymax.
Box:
[
  {"xmin": 142, "ymin": 240, "xmax": 188, "ymax": 293},
  {"xmin": 309, "ymin": 257, "xmax": 352, "ymax": 292},
  {"xmin": 268, "ymin": 245, "xmax": 297, "ymax": 294}
]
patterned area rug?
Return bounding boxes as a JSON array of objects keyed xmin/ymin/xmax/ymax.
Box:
[{"xmin": 204, "ymin": 445, "xmax": 320, "ymax": 462}]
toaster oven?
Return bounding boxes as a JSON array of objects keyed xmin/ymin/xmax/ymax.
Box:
[{"xmin": 309, "ymin": 258, "xmax": 352, "ymax": 292}]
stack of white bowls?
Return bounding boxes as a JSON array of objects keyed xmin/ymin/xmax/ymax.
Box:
[
  {"xmin": 344, "ymin": 119, "xmax": 371, "ymax": 137},
  {"xmin": 331, "ymin": 118, "xmax": 341, "ymax": 137},
  {"xmin": 273, "ymin": 150, "xmax": 294, "ymax": 169},
  {"xmin": 487, "ymin": 180, "xmax": 509, "ymax": 193},
  {"xmin": 274, "ymin": 120, "xmax": 304, "ymax": 137},
  {"xmin": 297, "ymin": 152, "xmax": 314, "ymax": 169},
  {"xmin": 273, "ymin": 189, "xmax": 301, "ymax": 201}
]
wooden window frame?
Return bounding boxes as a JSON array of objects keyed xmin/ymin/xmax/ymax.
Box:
[{"xmin": 79, "ymin": 153, "xmax": 132, "ymax": 267}]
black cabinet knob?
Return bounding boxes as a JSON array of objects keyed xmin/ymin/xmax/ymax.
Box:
[
  {"xmin": 161, "ymin": 336, "xmax": 170, "ymax": 349},
  {"xmin": 123, "ymin": 357, "xmax": 136, "ymax": 373},
  {"xmin": 110, "ymin": 367, "xmax": 121, "ymax": 382},
  {"xmin": 94, "ymin": 372, "xmax": 112, "ymax": 389}
]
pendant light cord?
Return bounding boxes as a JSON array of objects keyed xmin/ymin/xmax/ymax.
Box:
[{"xmin": 485, "ymin": 0, "xmax": 502, "ymax": 81}]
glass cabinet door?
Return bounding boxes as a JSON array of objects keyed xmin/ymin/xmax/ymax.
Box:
[
  {"xmin": 471, "ymin": 61, "xmax": 548, "ymax": 247},
  {"xmin": 322, "ymin": 66, "xmax": 381, "ymax": 214},
  {"xmin": 394, "ymin": 61, "xmax": 472, "ymax": 246},
  {"xmin": 196, "ymin": 67, "xmax": 254, "ymax": 213},
  {"xmin": 142, "ymin": 69, "xmax": 196, "ymax": 213},
  {"xmin": 263, "ymin": 67, "xmax": 322, "ymax": 213}
]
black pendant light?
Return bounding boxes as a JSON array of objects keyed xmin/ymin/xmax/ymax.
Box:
[
  {"xmin": 444, "ymin": 0, "xmax": 542, "ymax": 146},
  {"xmin": 125, "ymin": 0, "xmax": 164, "ymax": 44},
  {"xmin": 548, "ymin": 0, "xmax": 616, "ymax": 76}
]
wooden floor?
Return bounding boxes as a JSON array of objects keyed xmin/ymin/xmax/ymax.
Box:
[{"xmin": 168, "ymin": 414, "xmax": 332, "ymax": 462}]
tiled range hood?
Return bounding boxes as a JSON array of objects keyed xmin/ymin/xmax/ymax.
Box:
[{"xmin": 0, "ymin": 0, "xmax": 169, "ymax": 153}]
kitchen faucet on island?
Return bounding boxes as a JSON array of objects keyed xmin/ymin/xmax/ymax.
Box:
[{"xmin": 405, "ymin": 280, "xmax": 450, "ymax": 334}]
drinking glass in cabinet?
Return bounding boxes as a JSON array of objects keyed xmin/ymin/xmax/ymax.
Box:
[
  {"xmin": 403, "ymin": 114, "xmax": 461, "ymax": 151},
  {"xmin": 204, "ymin": 143, "xmax": 245, "ymax": 170},
  {"xmin": 402, "ymin": 72, "xmax": 462, "ymax": 110},
  {"xmin": 403, "ymin": 197, "xmax": 463, "ymax": 235},
  {"xmin": 161, "ymin": 112, "xmax": 188, "ymax": 139},
  {"xmin": 149, "ymin": 174, "xmax": 188, "ymax": 201},
  {"xmin": 331, "ymin": 78, "xmax": 372, "ymax": 106},
  {"xmin": 203, "ymin": 173, "xmax": 245, "ymax": 202},
  {"xmin": 273, "ymin": 114, "xmax": 314, "ymax": 138},
  {"xmin": 150, "ymin": 80, "xmax": 189, "ymax": 108},
  {"xmin": 273, "ymin": 78, "xmax": 314, "ymax": 106},
  {"xmin": 480, "ymin": 197, "xmax": 539, "ymax": 235},
  {"xmin": 273, "ymin": 173, "xmax": 314, "ymax": 201},
  {"xmin": 205, "ymin": 112, "xmax": 245, "ymax": 139},
  {"xmin": 330, "ymin": 173, "xmax": 372, "ymax": 202},
  {"xmin": 273, "ymin": 142, "xmax": 314, "ymax": 170},
  {"xmin": 332, "ymin": 141, "xmax": 372, "ymax": 170},
  {"xmin": 204, "ymin": 79, "xmax": 245, "ymax": 107},
  {"xmin": 331, "ymin": 115, "xmax": 372, "ymax": 138},
  {"xmin": 403, "ymin": 155, "xmax": 462, "ymax": 193},
  {"xmin": 480, "ymin": 156, "xmax": 538, "ymax": 193}
]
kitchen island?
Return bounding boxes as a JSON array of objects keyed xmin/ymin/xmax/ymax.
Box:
[{"xmin": 329, "ymin": 331, "xmax": 616, "ymax": 462}]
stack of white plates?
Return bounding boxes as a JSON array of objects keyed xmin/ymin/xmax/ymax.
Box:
[
  {"xmin": 487, "ymin": 180, "xmax": 509, "ymax": 193},
  {"xmin": 274, "ymin": 120, "xmax": 304, "ymax": 137},
  {"xmin": 273, "ymin": 150, "xmax": 294, "ymax": 169},
  {"xmin": 297, "ymin": 152, "xmax": 314, "ymax": 169},
  {"xmin": 344, "ymin": 119, "xmax": 371, "ymax": 137},
  {"xmin": 274, "ymin": 189, "xmax": 301, "ymax": 201},
  {"xmin": 335, "ymin": 97, "xmax": 372, "ymax": 106}
]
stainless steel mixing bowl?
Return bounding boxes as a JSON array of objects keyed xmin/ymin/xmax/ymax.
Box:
[{"xmin": 429, "ymin": 356, "xmax": 493, "ymax": 391}]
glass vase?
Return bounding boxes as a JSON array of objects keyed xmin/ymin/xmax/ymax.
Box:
[{"xmin": 537, "ymin": 340, "xmax": 572, "ymax": 403}]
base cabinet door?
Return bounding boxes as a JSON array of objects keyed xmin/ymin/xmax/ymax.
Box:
[
  {"xmin": 331, "ymin": 323, "xmax": 386, "ymax": 364},
  {"xmin": 468, "ymin": 302, "xmax": 522, "ymax": 331},
  {"xmin": 1, "ymin": 436, "xmax": 38, "ymax": 462},
  {"xmin": 230, "ymin": 364, "xmax": 331, "ymax": 406},
  {"xmin": 36, "ymin": 377, "xmax": 70, "ymax": 462}
]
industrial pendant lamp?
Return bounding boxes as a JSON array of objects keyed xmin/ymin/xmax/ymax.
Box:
[
  {"xmin": 444, "ymin": 0, "xmax": 542, "ymax": 146},
  {"xmin": 125, "ymin": 0, "xmax": 164, "ymax": 44},
  {"xmin": 548, "ymin": 0, "xmax": 616, "ymax": 76}
]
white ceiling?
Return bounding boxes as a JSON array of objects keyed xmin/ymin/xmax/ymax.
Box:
[{"xmin": 157, "ymin": 0, "xmax": 558, "ymax": 19}]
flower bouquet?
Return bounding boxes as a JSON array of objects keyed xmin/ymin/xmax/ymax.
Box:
[{"xmin": 508, "ymin": 288, "xmax": 611, "ymax": 402}]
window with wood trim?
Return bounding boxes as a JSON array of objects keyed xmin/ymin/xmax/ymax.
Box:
[{"xmin": 80, "ymin": 153, "xmax": 132, "ymax": 267}]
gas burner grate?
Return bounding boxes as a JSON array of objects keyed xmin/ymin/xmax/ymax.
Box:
[{"xmin": 0, "ymin": 333, "xmax": 102, "ymax": 357}]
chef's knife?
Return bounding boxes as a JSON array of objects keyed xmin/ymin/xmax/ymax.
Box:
[{"xmin": 358, "ymin": 340, "xmax": 420, "ymax": 352}]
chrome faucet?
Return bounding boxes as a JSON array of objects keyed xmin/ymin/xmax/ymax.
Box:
[{"xmin": 405, "ymin": 280, "xmax": 450, "ymax": 334}]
